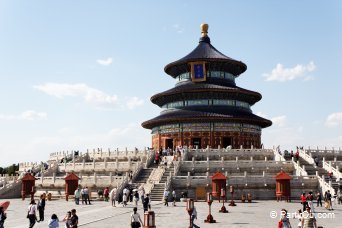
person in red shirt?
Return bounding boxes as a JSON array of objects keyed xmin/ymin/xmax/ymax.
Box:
[
  {"xmin": 104, "ymin": 187, "xmax": 109, "ymax": 202},
  {"xmin": 300, "ymin": 192, "xmax": 307, "ymax": 211}
]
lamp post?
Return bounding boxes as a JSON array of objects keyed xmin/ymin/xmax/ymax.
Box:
[
  {"xmin": 143, "ymin": 211, "xmax": 156, "ymax": 228},
  {"xmin": 204, "ymin": 192, "xmax": 216, "ymax": 223},
  {"xmin": 219, "ymin": 188, "xmax": 228, "ymax": 213},
  {"xmin": 229, "ymin": 185, "xmax": 236, "ymax": 206},
  {"xmin": 186, "ymin": 199, "xmax": 194, "ymax": 228}
]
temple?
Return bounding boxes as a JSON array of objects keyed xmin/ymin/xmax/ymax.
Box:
[{"xmin": 142, "ymin": 24, "xmax": 272, "ymax": 150}]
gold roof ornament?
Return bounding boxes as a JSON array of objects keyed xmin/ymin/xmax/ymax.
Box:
[{"xmin": 200, "ymin": 23, "xmax": 209, "ymax": 37}]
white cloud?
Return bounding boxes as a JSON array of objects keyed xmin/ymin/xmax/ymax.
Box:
[
  {"xmin": 126, "ymin": 97, "xmax": 144, "ymax": 110},
  {"xmin": 263, "ymin": 61, "xmax": 316, "ymax": 82},
  {"xmin": 271, "ymin": 115, "xmax": 287, "ymax": 127},
  {"xmin": 0, "ymin": 110, "xmax": 47, "ymax": 121},
  {"xmin": 34, "ymin": 83, "xmax": 144, "ymax": 110},
  {"xmin": 256, "ymin": 111, "xmax": 268, "ymax": 118},
  {"xmin": 325, "ymin": 112, "xmax": 342, "ymax": 127},
  {"xmin": 172, "ymin": 24, "xmax": 184, "ymax": 34},
  {"xmin": 96, "ymin": 57, "xmax": 113, "ymax": 66},
  {"xmin": 34, "ymin": 83, "xmax": 119, "ymax": 106}
]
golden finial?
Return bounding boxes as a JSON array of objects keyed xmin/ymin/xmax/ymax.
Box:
[{"xmin": 200, "ymin": 23, "xmax": 209, "ymax": 37}]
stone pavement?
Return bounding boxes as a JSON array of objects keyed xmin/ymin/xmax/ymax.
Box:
[{"xmin": 2, "ymin": 198, "xmax": 341, "ymax": 228}]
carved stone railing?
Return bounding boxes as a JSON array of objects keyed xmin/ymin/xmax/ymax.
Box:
[
  {"xmin": 322, "ymin": 159, "xmax": 342, "ymax": 180},
  {"xmin": 317, "ymin": 174, "xmax": 335, "ymax": 194},
  {"xmin": 300, "ymin": 149, "xmax": 315, "ymax": 165},
  {"xmin": 273, "ymin": 149, "xmax": 285, "ymax": 162},
  {"xmin": 292, "ymin": 158, "xmax": 308, "ymax": 176}
]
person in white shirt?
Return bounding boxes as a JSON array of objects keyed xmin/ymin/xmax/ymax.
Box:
[
  {"xmin": 110, "ymin": 187, "xmax": 117, "ymax": 207},
  {"xmin": 123, "ymin": 193, "xmax": 128, "ymax": 207},
  {"xmin": 172, "ymin": 190, "xmax": 177, "ymax": 206},
  {"xmin": 130, "ymin": 207, "xmax": 142, "ymax": 228},
  {"xmin": 27, "ymin": 200, "xmax": 37, "ymax": 228},
  {"xmin": 163, "ymin": 190, "xmax": 169, "ymax": 206}
]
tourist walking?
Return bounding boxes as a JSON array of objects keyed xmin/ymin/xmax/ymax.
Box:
[
  {"xmin": 316, "ymin": 191, "xmax": 322, "ymax": 207},
  {"xmin": 110, "ymin": 187, "xmax": 117, "ymax": 207},
  {"xmin": 278, "ymin": 209, "xmax": 292, "ymax": 228},
  {"xmin": 172, "ymin": 190, "xmax": 176, "ymax": 206},
  {"xmin": 325, "ymin": 190, "xmax": 333, "ymax": 210},
  {"xmin": 104, "ymin": 187, "xmax": 110, "ymax": 202},
  {"xmin": 74, "ymin": 187, "xmax": 81, "ymax": 205},
  {"xmin": 38, "ymin": 194, "xmax": 46, "ymax": 221},
  {"xmin": 70, "ymin": 209, "xmax": 78, "ymax": 228},
  {"xmin": 139, "ymin": 187, "xmax": 145, "ymax": 205},
  {"xmin": 0, "ymin": 207, "xmax": 7, "ymax": 228},
  {"xmin": 130, "ymin": 207, "xmax": 143, "ymax": 228},
  {"xmin": 81, "ymin": 187, "xmax": 85, "ymax": 205},
  {"xmin": 307, "ymin": 192, "xmax": 315, "ymax": 213},
  {"xmin": 133, "ymin": 190, "xmax": 139, "ymax": 206},
  {"xmin": 27, "ymin": 199, "xmax": 38, "ymax": 228},
  {"xmin": 84, "ymin": 187, "xmax": 91, "ymax": 205},
  {"xmin": 293, "ymin": 209, "xmax": 302, "ymax": 228},
  {"xmin": 191, "ymin": 206, "xmax": 200, "ymax": 228},
  {"xmin": 48, "ymin": 214, "xmax": 59, "ymax": 228},
  {"xmin": 123, "ymin": 193, "xmax": 128, "ymax": 207},
  {"xmin": 301, "ymin": 207, "xmax": 317, "ymax": 228},
  {"xmin": 143, "ymin": 194, "xmax": 150, "ymax": 212},
  {"xmin": 300, "ymin": 193, "xmax": 307, "ymax": 211},
  {"xmin": 163, "ymin": 189, "xmax": 169, "ymax": 206},
  {"xmin": 62, "ymin": 211, "xmax": 71, "ymax": 228}
]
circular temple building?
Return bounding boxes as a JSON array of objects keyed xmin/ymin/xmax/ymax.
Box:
[{"xmin": 142, "ymin": 24, "xmax": 272, "ymax": 150}]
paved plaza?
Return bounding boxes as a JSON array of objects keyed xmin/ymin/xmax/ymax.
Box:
[{"xmin": 2, "ymin": 198, "xmax": 341, "ymax": 228}]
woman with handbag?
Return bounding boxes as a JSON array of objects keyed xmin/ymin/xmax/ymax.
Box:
[
  {"xmin": 27, "ymin": 200, "xmax": 38, "ymax": 228},
  {"xmin": 130, "ymin": 207, "xmax": 142, "ymax": 228}
]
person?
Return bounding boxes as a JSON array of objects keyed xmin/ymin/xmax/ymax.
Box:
[
  {"xmin": 316, "ymin": 191, "xmax": 322, "ymax": 207},
  {"xmin": 325, "ymin": 190, "xmax": 333, "ymax": 210},
  {"xmin": 133, "ymin": 190, "xmax": 139, "ymax": 206},
  {"xmin": 155, "ymin": 152, "xmax": 159, "ymax": 165},
  {"xmin": 163, "ymin": 189, "xmax": 169, "ymax": 206},
  {"xmin": 301, "ymin": 206, "xmax": 317, "ymax": 228},
  {"xmin": 139, "ymin": 187, "xmax": 145, "ymax": 205},
  {"xmin": 307, "ymin": 192, "xmax": 315, "ymax": 213},
  {"xmin": 172, "ymin": 190, "xmax": 176, "ymax": 206},
  {"xmin": 104, "ymin": 187, "xmax": 110, "ymax": 202},
  {"xmin": 278, "ymin": 209, "xmax": 292, "ymax": 228},
  {"xmin": 191, "ymin": 206, "xmax": 200, "ymax": 228},
  {"xmin": 295, "ymin": 151, "xmax": 299, "ymax": 162},
  {"xmin": 70, "ymin": 209, "xmax": 78, "ymax": 228},
  {"xmin": 80, "ymin": 187, "xmax": 85, "ymax": 205},
  {"xmin": 337, "ymin": 189, "xmax": 342, "ymax": 204},
  {"xmin": 143, "ymin": 194, "xmax": 150, "ymax": 212},
  {"xmin": 293, "ymin": 209, "xmax": 302, "ymax": 228},
  {"xmin": 328, "ymin": 171, "xmax": 333, "ymax": 181},
  {"xmin": 84, "ymin": 187, "xmax": 91, "ymax": 205},
  {"xmin": 0, "ymin": 207, "xmax": 6, "ymax": 228},
  {"xmin": 48, "ymin": 214, "xmax": 59, "ymax": 228},
  {"xmin": 27, "ymin": 199, "xmax": 38, "ymax": 228},
  {"xmin": 38, "ymin": 194, "xmax": 46, "ymax": 221},
  {"xmin": 74, "ymin": 187, "xmax": 81, "ymax": 205},
  {"xmin": 300, "ymin": 193, "xmax": 307, "ymax": 212},
  {"xmin": 62, "ymin": 211, "xmax": 71, "ymax": 228},
  {"xmin": 123, "ymin": 193, "xmax": 128, "ymax": 207},
  {"xmin": 314, "ymin": 157, "xmax": 319, "ymax": 167},
  {"xmin": 130, "ymin": 207, "xmax": 143, "ymax": 228},
  {"xmin": 110, "ymin": 187, "xmax": 117, "ymax": 207}
]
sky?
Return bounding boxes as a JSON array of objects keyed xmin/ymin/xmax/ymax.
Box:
[{"xmin": 0, "ymin": 1, "xmax": 341, "ymax": 167}]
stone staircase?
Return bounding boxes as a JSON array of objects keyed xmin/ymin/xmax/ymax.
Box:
[
  {"xmin": 298, "ymin": 157, "xmax": 339, "ymax": 192},
  {"xmin": 149, "ymin": 164, "xmax": 174, "ymax": 201}
]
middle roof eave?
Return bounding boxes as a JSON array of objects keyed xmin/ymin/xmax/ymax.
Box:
[{"xmin": 150, "ymin": 83, "xmax": 262, "ymax": 106}]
